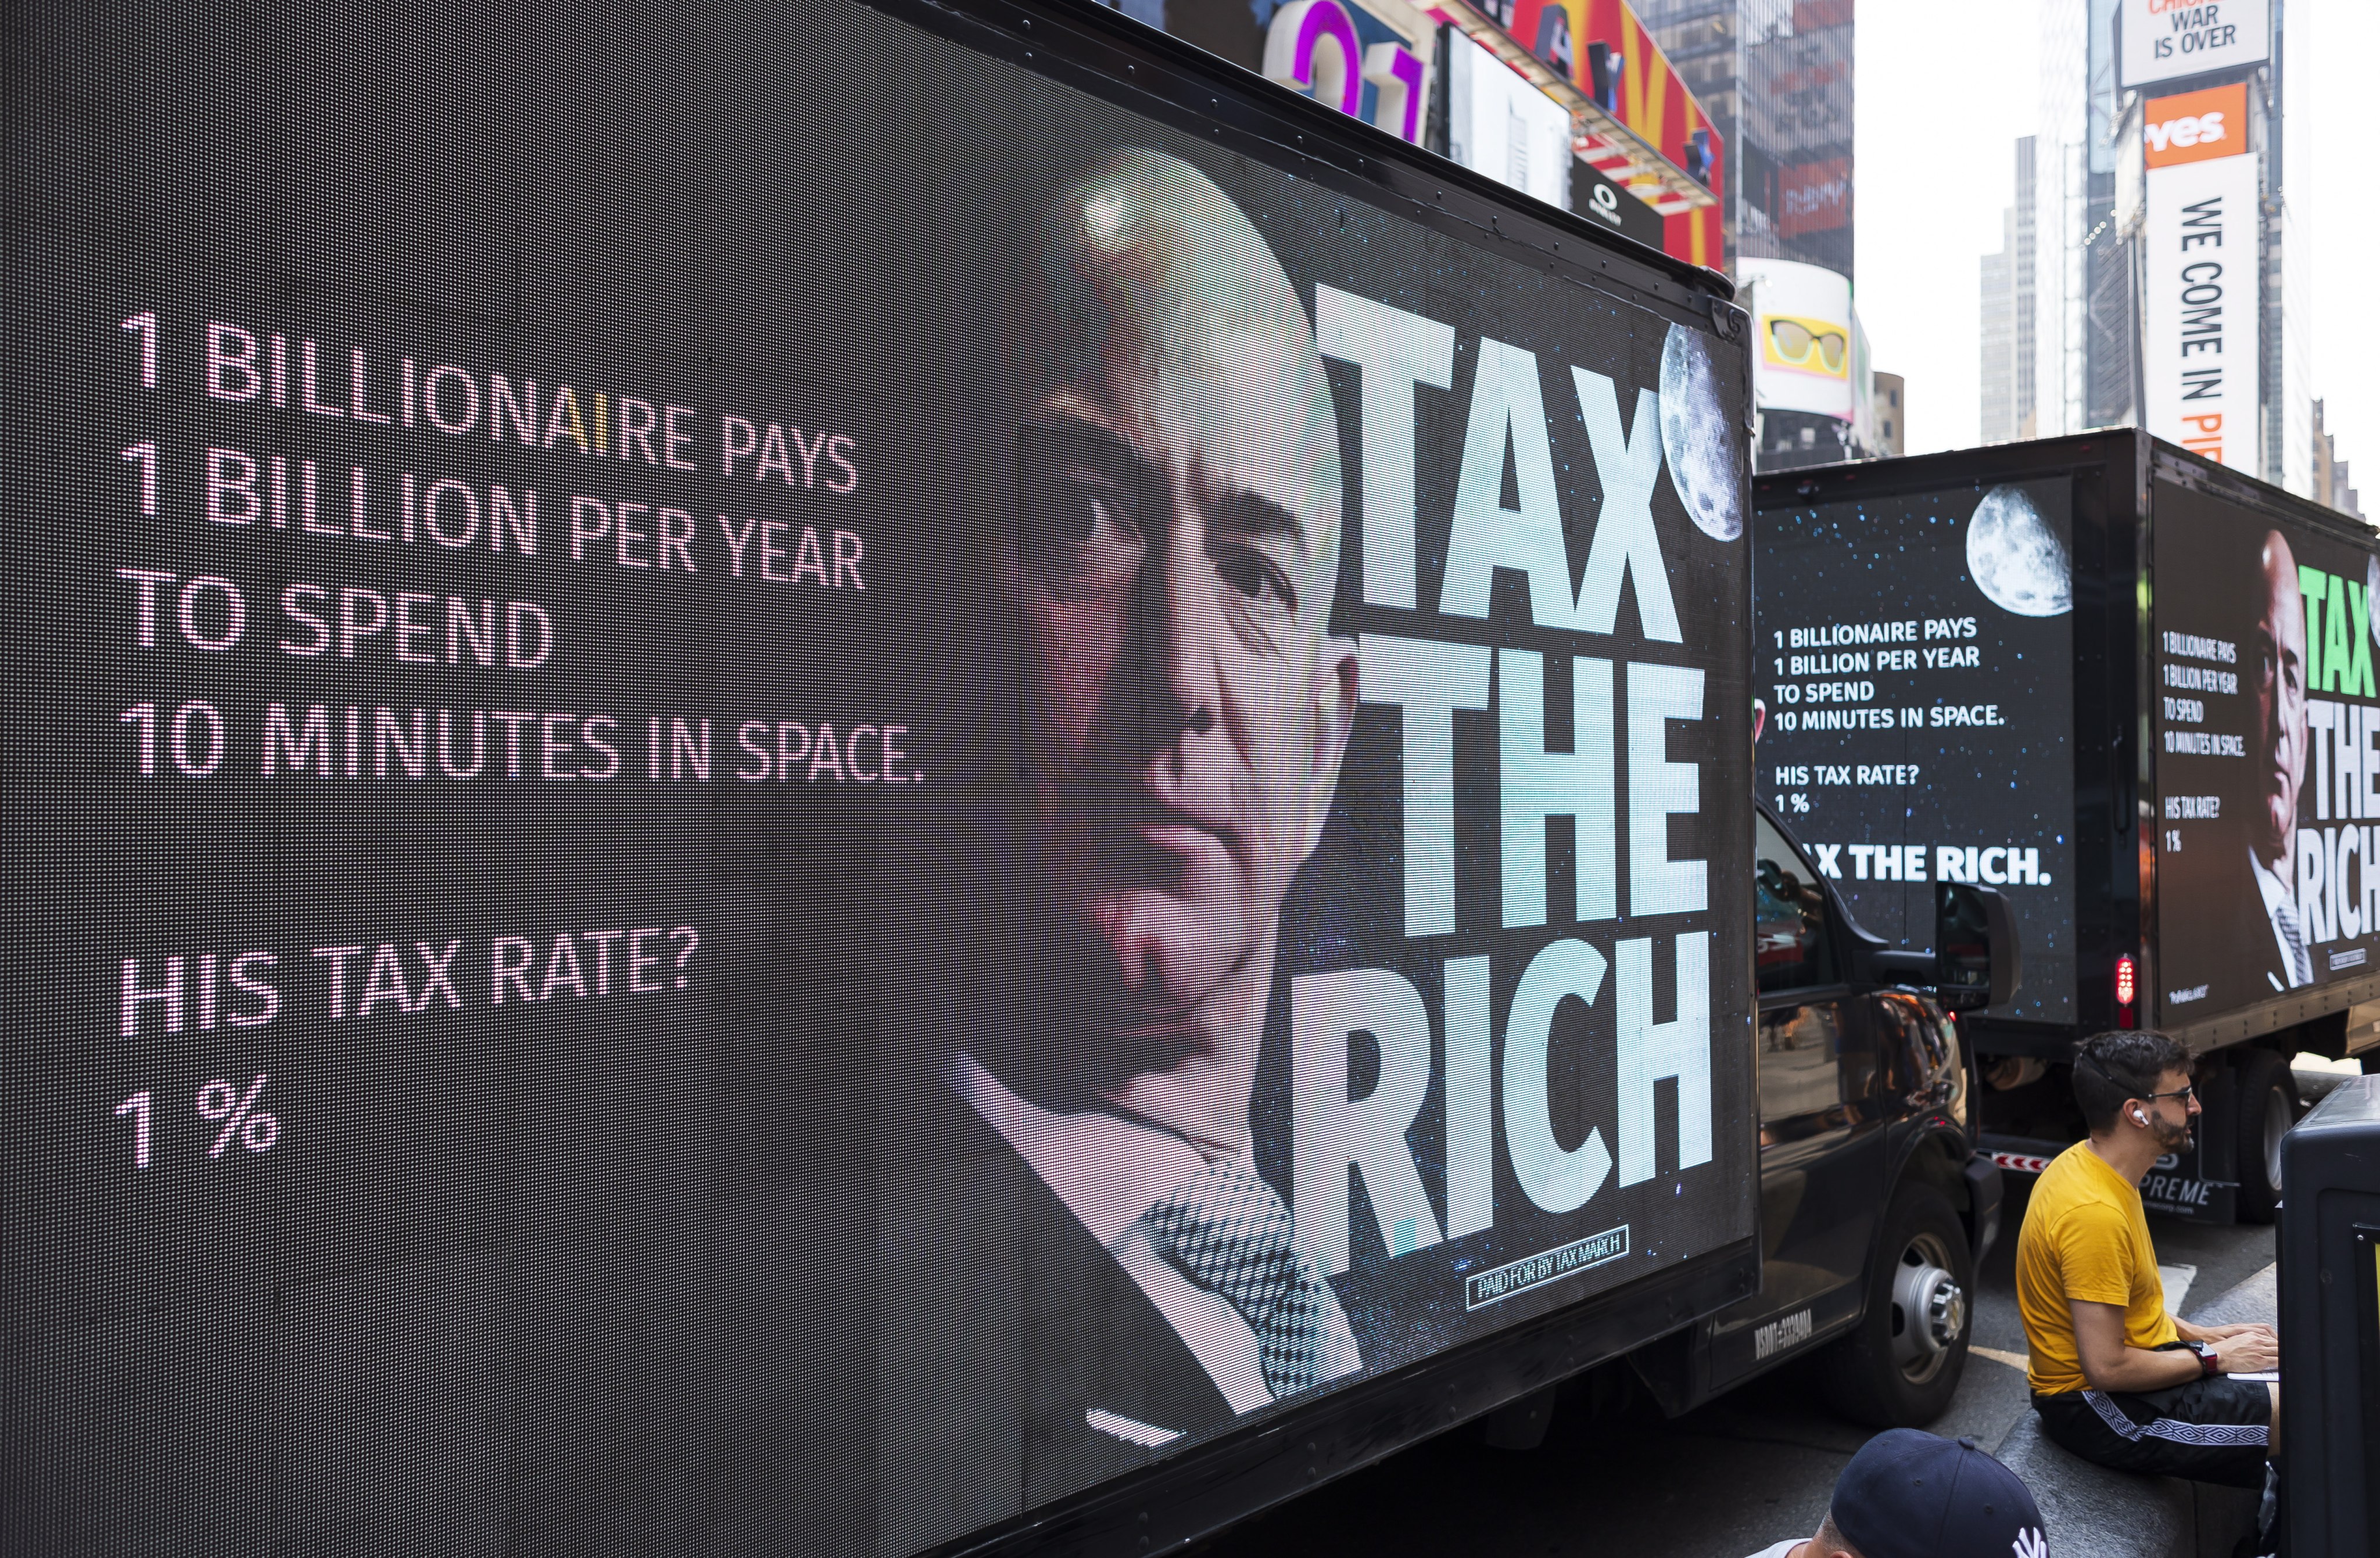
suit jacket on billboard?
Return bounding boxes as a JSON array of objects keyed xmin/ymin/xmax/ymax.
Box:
[
  {"xmin": 2168, "ymin": 843, "xmax": 2301, "ymax": 1021},
  {"xmin": 873, "ymin": 1082, "xmax": 1239, "ymax": 1551},
  {"xmin": 2230, "ymin": 846, "xmax": 2299, "ymax": 999}
]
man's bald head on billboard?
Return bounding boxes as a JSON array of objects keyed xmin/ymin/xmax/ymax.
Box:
[
  {"xmin": 2252, "ymin": 528, "xmax": 2308, "ymax": 870},
  {"xmin": 1001, "ymin": 149, "xmax": 1357, "ymax": 1087}
]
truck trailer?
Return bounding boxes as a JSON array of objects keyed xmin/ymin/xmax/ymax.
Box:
[
  {"xmin": 8, "ymin": 0, "xmax": 1784, "ymax": 1553},
  {"xmin": 1753, "ymin": 429, "xmax": 2380, "ymax": 1225}
]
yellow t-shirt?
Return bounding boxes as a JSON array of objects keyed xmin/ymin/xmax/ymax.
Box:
[{"xmin": 2014, "ymin": 1140, "xmax": 2178, "ymax": 1394}]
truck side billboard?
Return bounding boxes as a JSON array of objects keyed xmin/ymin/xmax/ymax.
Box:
[
  {"xmin": 6, "ymin": 0, "xmax": 1757, "ymax": 1551},
  {"xmin": 1753, "ymin": 480, "xmax": 2080, "ymax": 1025},
  {"xmin": 2152, "ymin": 481, "xmax": 2380, "ymax": 1025},
  {"xmin": 1752, "ymin": 433, "xmax": 2380, "ymax": 1229}
]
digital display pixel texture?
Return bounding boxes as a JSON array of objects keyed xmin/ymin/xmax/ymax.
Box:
[
  {"xmin": 3, "ymin": 1, "xmax": 1754, "ymax": 1553},
  {"xmin": 2151, "ymin": 482, "xmax": 2380, "ymax": 1026},
  {"xmin": 1754, "ymin": 481, "xmax": 2078, "ymax": 1023}
]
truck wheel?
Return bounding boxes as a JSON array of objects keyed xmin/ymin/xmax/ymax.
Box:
[
  {"xmin": 2232, "ymin": 1048, "xmax": 2299, "ymax": 1225},
  {"xmin": 1818, "ymin": 1182, "xmax": 1972, "ymax": 1427}
]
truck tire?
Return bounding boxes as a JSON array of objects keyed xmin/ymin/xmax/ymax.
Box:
[
  {"xmin": 2232, "ymin": 1047, "xmax": 2299, "ymax": 1225},
  {"xmin": 1818, "ymin": 1182, "xmax": 1973, "ymax": 1427}
]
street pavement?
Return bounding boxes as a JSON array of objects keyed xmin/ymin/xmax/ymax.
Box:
[{"xmin": 1193, "ymin": 1062, "xmax": 2335, "ymax": 1558}]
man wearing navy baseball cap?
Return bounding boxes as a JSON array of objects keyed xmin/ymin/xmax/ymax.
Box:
[{"xmin": 1744, "ymin": 1430, "xmax": 2046, "ymax": 1558}]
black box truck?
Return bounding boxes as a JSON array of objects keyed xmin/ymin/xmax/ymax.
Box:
[
  {"xmin": 7, "ymin": 0, "xmax": 1801, "ymax": 1553},
  {"xmin": 1753, "ymin": 430, "xmax": 2380, "ymax": 1226}
]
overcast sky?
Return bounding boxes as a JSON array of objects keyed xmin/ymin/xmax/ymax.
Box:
[{"xmin": 1854, "ymin": 0, "xmax": 2377, "ymax": 491}]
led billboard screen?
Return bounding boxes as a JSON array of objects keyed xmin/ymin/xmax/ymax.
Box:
[
  {"xmin": 2142, "ymin": 83, "xmax": 2260, "ymax": 478},
  {"xmin": 6, "ymin": 0, "xmax": 1756, "ymax": 1552},
  {"xmin": 2152, "ymin": 482, "xmax": 2380, "ymax": 1028},
  {"xmin": 1755, "ymin": 482, "xmax": 2079, "ymax": 1025},
  {"xmin": 1496, "ymin": 0, "xmax": 1728, "ymax": 265},
  {"xmin": 1741, "ymin": 257, "xmax": 1856, "ymax": 423},
  {"xmin": 2120, "ymin": 0, "xmax": 2270, "ymax": 89}
]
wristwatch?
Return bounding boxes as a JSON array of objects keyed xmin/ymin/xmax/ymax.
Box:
[{"xmin": 2187, "ymin": 1340, "xmax": 2220, "ymax": 1378}]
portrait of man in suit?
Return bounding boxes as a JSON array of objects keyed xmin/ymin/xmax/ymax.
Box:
[
  {"xmin": 2241, "ymin": 526, "xmax": 2314, "ymax": 992},
  {"xmin": 886, "ymin": 146, "xmax": 1366, "ymax": 1518}
]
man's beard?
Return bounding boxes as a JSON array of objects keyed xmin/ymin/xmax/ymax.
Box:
[{"xmin": 2152, "ymin": 1114, "xmax": 2193, "ymax": 1155}]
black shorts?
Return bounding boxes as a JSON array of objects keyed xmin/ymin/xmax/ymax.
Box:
[{"xmin": 2033, "ymin": 1357, "xmax": 2273, "ymax": 1488}]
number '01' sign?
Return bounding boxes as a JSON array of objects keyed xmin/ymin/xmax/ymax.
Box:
[{"xmin": 1263, "ymin": 0, "xmax": 1429, "ymax": 143}]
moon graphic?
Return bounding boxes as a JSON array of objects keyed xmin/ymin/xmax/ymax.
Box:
[
  {"xmin": 1660, "ymin": 324, "xmax": 1742, "ymax": 541},
  {"xmin": 1965, "ymin": 484, "xmax": 2071, "ymax": 617}
]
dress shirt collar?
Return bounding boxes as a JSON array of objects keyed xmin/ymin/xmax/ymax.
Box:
[
  {"xmin": 2248, "ymin": 846, "xmax": 2304, "ymax": 984},
  {"xmin": 948, "ymin": 1053, "xmax": 1221, "ymax": 1247}
]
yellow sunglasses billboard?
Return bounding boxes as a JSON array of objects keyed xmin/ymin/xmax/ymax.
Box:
[{"xmin": 1762, "ymin": 313, "xmax": 1848, "ymax": 378}]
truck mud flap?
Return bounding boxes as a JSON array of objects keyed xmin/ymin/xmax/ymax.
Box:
[
  {"xmin": 1962, "ymin": 1150, "xmax": 2005, "ymax": 1263},
  {"xmin": 1624, "ymin": 1324, "xmax": 1701, "ymax": 1418}
]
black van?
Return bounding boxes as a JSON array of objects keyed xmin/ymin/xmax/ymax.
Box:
[{"xmin": 1626, "ymin": 803, "xmax": 2015, "ymax": 1426}]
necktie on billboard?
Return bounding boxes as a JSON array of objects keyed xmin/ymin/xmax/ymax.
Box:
[
  {"xmin": 1136, "ymin": 1158, "xmax": 1350, "ymax": 1401},
  {"xmin": 2278, "ymin": 906, "xmax": 2312, "ymax": 986}
]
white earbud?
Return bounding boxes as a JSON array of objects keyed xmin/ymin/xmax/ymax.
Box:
[{"xmin": 2132, "ymin": 1108, "xmax": 2148, "ymax": 1126}]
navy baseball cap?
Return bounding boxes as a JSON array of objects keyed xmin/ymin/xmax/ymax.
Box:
[{"xmin": 1831, "ymin": 1430, "xmax": 2046, "ymax": 1558}]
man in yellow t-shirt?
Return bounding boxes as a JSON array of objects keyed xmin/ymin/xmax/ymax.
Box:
[{"xmin": 2015, "ymin": 1032, "xmax": 2279, "ymax": 1487}]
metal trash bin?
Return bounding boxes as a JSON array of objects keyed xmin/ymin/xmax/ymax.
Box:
[{"xmin": 2279, "ymin": 1074, "xmax": 2380, "ymax": 1556}]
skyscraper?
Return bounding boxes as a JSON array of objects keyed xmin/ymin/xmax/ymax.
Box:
[
  {"xmin": 1873, "ymin": 372, "xmax": 1905, "ymax": 456},
  {"xmin": 1980, "ymin": 227, "xmax": 2013, "ymax": 444},
  {"xmin": 1632, "ymin": 0, "xmax": 1853, "ymax": 279},
  {"xmin": 1980, "ymin": 137, "xmax": 2039, "ymax": 444},
  {"xmin": 2314, "ymin": 400, "xmax": 2366, "ymax": 523},
  {"xmin": 2016, "ymin": 135, "xmax": 2037, "ymax": 440},
  {"xmin": 2037, "ymin": 0, "xmax": 2086, "ymax": 443}
]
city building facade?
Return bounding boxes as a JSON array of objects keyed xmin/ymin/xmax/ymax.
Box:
[
  {"xmin": 1143, "ymin": 0, "xmax": 1885, "ymax": 474},
  {"xmin": 1478, "ymin": 0, "xmax": 1730, "ymax": 264},
  {"xmin": 1980, "ymin": 137, "xmax": 2040, "ymax": 443},
  {"xmin": 1144, "ymin": 0, "xmax": 1730, "ymax": 264},
  {"xmin": 2034, "ymin": 0, "xmax": 2311, "ymax": 493},
  {"xmin": 1980, "ymin": 233, "xmax": 2012, "ymax": 443},
  {"xmin": 1873, "ymin": 371, "xmax": 1905, "ymax": 456},
  {"xmin": 1631, "ymin": 0, "xmax": 1853, "ymax": 279},
  {"xmin": 2314, "ymin": 399, "xmax": 2367, "ymax": 522}
]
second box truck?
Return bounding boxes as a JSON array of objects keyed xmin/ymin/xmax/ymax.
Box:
[{"xmin": 1753, "ymin": 430, "xmax": 2380, "ymax": 1224}]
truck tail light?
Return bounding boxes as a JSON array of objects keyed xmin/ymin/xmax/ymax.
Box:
[{"xmin": 2114, "ymin": 954, "xmax": 2137, "ymax": 1026}]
